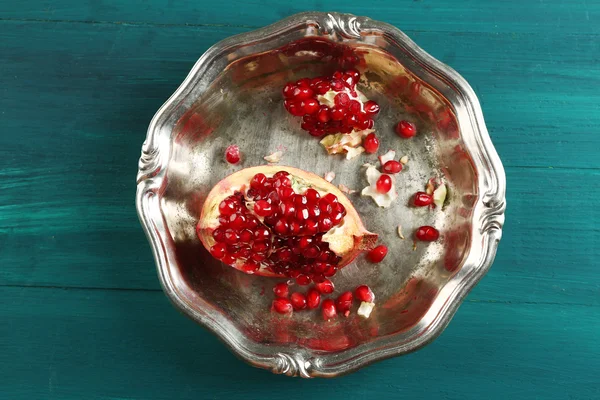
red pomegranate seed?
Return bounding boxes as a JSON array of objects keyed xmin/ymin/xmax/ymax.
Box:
[
  {"xmin": 272, "ymin": 298, "xmax": 293, "ymax": 314},
  {"xmin": 368, "ymin": 245, "xmax": 388, "ymax": 263},
  {"xmin": 273, "ymin": 282, "xmax": 289, "ymax": 298},
  {"xmin": 209, "ymin": 243, "xmax": 227, "ymax": 259},
  {"xmin": 315, "ymin": 279, "xmax": 335, "ymax": 294},
  {"xmin": 307, "ymin": 289, "xmax": 321, "ymax": 309},
  {"xmin": 222, "ymin": 254, "xmax": 236, "ymax": 265},
  {"xmin": 316, "ymin": 106, "xmax": 331, "ymax": 123},
  {"xmin": 296, "ymin": 274, "xmax": 311, "ymax": 285},
  {"xmin": 253, "ymin": 200, "xmax": 273, "ymax": 216},
  {"xmin": 322, "ymin": 299, "xmax": 337, "ymax": 320},
  {"xmin": 290, "ymin": 292, "xmax": 307, "ymax": 310},
  {"xmin": 282, "ymin": 83, "xmax": 295, "ymax": 98},
  {"xmin": 364, "ymin": 100, "xmax": 380, "ymax": 116},
  {"xmin": 292, "ymin": 86, "xmax": 313, "ymax": 100},
  {"xmin": 382, "ymin": 160, "xmax": 402, "ymax": 174},
  {"xmin": 297, "ymin": 78, "xmax": 310, "ymax": 87},
  {"xmin": 335, "ymin": 291, "xmax": 353, "ymax": 313},
  {"xmin": 302, "ymin": 99, "xmax": 319, "ymax": 115},
  {"xmin": 395, "ymin": 120, "xmax": 417, "ymax": 138},
  {"xmin": 376, "ymin": 175, "xmax": 392, "ymax": 193},
  {"xmin": 241, "ymin": 260, "xmax": 260, "ymax": 273},
  {"xmin": 355, "ymin": 285, "xmax": 375, "ymax": 303},
  {"xmin": 413, "ymin": 192, "xmax": 433, "ymax": 207},
  {"xmin": 239, "ymin": 229, "xmax": 253, "ymax": 242},
  {"xmin": 224, "ymin": 145, "xmax": 241, "ymax": 164},
  {"xmin": 363, "ymin": 133, "xmax": 380, "ymax": 153},
  {"xmin": 415, "ymin": 226, "xmax": 440, "ymax": 241},
  {"xmin": 330, "ymin": 106, "xmax": 346, "ymax": 121},
  {"xmin": 334, "ymin": 92, "xmax": 350, "ymax": 107},
  {"xmin": 250, "ymin": 173, "xmax": 266, "ymax": 189},
  {"xmin": 315, "ymin": 81, "xmax": 331, "ymax": 94}
]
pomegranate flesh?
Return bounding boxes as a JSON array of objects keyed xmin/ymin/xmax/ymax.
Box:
[{"xmin": 197, "ymin": 166, "xmax": 377, "ymax": 283}]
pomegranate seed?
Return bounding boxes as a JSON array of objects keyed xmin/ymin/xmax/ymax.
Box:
[
  {"xmin": 222, "ymin": 254, "xmax": 236, "ymax": 265},
  {"xmin": 212, "ymin": 227, "xmax": 225, "ymax": 242},
  {"xmin": 296, "ymin": 274, "xmax": 311, "ymax": 285},
  {"xmin": 319, "ymin": 217, "xmax": 333, "ymax": 231},
  {"xmin": 355, "ymin": 285, "xmax": 375, "ymax": 302},
  {"xmin": 334, "ymin": 92, "xmax": 350, "ymax": 107},
  {"xmin": 331, "ymin": 79, "xmax": 345, "ymax": 91},
  {"xmin": 364, "ymin": 100, "xmax": 380, "ymax": 116},
  {"xmin": 383, "ymin": 160, "xmax": 402, "ymax": 174},
  {"xmin": 282, "ymin": 83, "xmax": 295, "ymax": 98},
  {"xmin": 376, "ymin": 175, "xmax": 392, "ymax": 193},
  {"xmin": 413, "ymin": 192, "xmax": 433, "ymax": 206},
  {"xmin": 363, "ymin": 133, "xmax": 379, "ymax": 153},
  {"xmin": 323, "ymin": 265, "xmax": 337, "ymax": 277},
  {"xmin": 285, "ymin": 100, "xmax": 305, "ymax": 117},
  {"xmin": 250, "ymin": 173, "xmax": 267, "ymax": 189},
  {"xmin": 368, "ymin": 245, "xmax": 388, "ymax": 263},
  {"xmin": 224, "ymin": 229, "xmax": 239, "ymax": 244},
  {"xmin": 292, "ymin": 86, "xmax": 313, "ymax": 100},
  {"xmin": 315, "ymin": 81, "xmax": 331, "ymax": 94},
  {"xmin": 224, "ymin": 145, "xmax": 241, "ymax": 164},
  {"xmin": 330, "ymin": 106, "xmax": 346, "ymax": 121},
  {"xmin": 315, "ymin": 279, "xmax": 335, "ymax": 294},
  {"xmin": 290, "ymin": 292, "xmax": 307, "ymax": 310},
  {"xmin": 302, "ymin": 99, "xmax": 319, "ymax": 115},
  {"xmin": 345, "ymin": 68, "xmax": 360, "ymax": 81},
  {"xmin": 396, "ymin": 120, "xmax": 417, "ymax": 138},
  {"xmin": 273, "ymin": 282, "xmax": 289, "ymax": 298},
  {"xmin": 316, "ymin": 106, "xmax": 331, "ymax": 123},
  {"xmin": 416, "ymin": 226, "xmax": 440, "ymax": 241},
  {"xmin": 253, "ymin": 200, "xmax": 273, "ymax": 216},
  {"xmin": 344, "ymin": 113, "xmax": 358, "ymax": 128},
  {"xmin": 307, "ymin": 289, "xmax": 321, "ymax": 309},
  {"xmin": 322, "ymin": 299, "xmax": 337, "ymax": 320},
  {"xmin": 297, "ymin": 78, "xmax": 310, "ymax": 87},
  {"xmin": 305, "ymin": 188, "xmax": 320, "ymax": 202},
  {"xmin": 239, "ymin": 229, "xmax": 253, "ymax": 242},
  {"xmin": 272, "ymin": 298, "xmax": 293, "ymax": 314},
  {"xmin": 241, "ymin": 260, "xmax": 260, "ymax": 273},
  {"xmin": 274, "ymin": 219, "xmax": 289, "ymax": 235},
  {"xmin": 335, "ymin": 291, "xmax": 353, "ymax": 313},
  {"xmin": 218, "ymin": 198, "xmax": 238, "ymax": 216},
  {"xmin": 209, "ymin": 243, "xmax": 227, "ymax": 259}
]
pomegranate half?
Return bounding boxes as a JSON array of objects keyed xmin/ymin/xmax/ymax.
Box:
[{"xmin": 197, "ymin": 166, "xmax": 377, "ymax": 282}]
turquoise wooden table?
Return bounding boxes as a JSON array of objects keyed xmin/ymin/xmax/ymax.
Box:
[{"xmin": 1, "ymin": 1, "xmax": 599, "ymax": 398}]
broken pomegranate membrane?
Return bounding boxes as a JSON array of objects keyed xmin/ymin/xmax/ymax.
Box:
[
  {"xmin": 282, "ymin": 69, "xmax": 379, "ymax": 137},
  {"xmin": 197, "ymin": 166, "xmax": 377, "ymax": 284}
]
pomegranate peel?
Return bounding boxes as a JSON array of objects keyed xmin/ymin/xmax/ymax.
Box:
[{"xmin": 197, "ymin": 166, "xmax": 377, "ymax": 279}]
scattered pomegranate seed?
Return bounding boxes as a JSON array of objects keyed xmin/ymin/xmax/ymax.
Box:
[
  {"xmin": 307, "ymin": 289, "xmax": 321, "ymax": 309},
  {"xmin": 395, "ymin": 120, "xmax": 417, "ymax": 138},
  {"xmin": 272, "ymin": 298, "xmax": 293, "ymax": 314},
  {"xmin": 415, "ymin": 226, "xmax": 440, "ymax": 241},
  {"xmin": 224, "ymin": 145, "xmax": 241, "ymax": 164},
  {"xmin": 335, "ymin": 291, "xmax": 353, "ymax": 314},
  {"xmin": 322, "ymin": 299, "xmax": 337, "ymax": 320},
  {"xmin": 413, "ymin": 192, "xmax": 433, "ymax": 207},
  {"xmin": 355, "ymin": 285, "xmax": 375, "ymax": 303},
  {"xmin": 375, "ymin": 175, "xmax": 392, "ymax": 193},
  {"xmin": 290, "ymin": 292, "xmax": 307, "ymax": 310},
  {"xmin": 315, "ymin": 279, "xmax": 335, "ymax": 294},
  {"xmin": 368, "ymin": 245, "xmax": 388, "ymax": 263},
  {"xmin": 363, "ymin": 133, "xmax": 380, "ymax": 153},
  {"xmin": 382, "ymin": 160, "xmax": 402, "ymax": 174},
  {"xmin": 273, "ymin": 282, "xmax": 289, "ymax": 298}
]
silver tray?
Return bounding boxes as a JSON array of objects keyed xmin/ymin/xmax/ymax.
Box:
[{"xmin": 136, "ymin": 12, "xmax": 506, "ymax": 378}]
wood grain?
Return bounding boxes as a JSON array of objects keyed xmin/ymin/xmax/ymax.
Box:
[
  {"xmin": 1, "ymin": 286, "xmax": 598, "ymax": 399},
  {"xmin": 0, "ymin": 2, "xmax": 598, "ymax": 398}
]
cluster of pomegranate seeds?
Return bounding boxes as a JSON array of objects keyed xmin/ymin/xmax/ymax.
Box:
[
  {"xmin": 224, "ymin": 145, "xmax": 241, "ymax": 164},
  {"xmin": 282, "ymin": 69, "xmax": 380, "ymax": 137},
  {"xmin": 413, "ymin": 192, "xmax": 433, "ymax": 207},
  {"xmin": 211, "ymin": 171, "xmax": 348, "ymax": 285},
  {"xmin": 415, "ymin": 226, "xmax": 440, "ymax": 241},
  {"xmin": 395, "ymin": 120, "xmax": 417, "ymax": 138},
  {"xmin": 368, "ymin": 245, "xmax": 388, "ymax": 263}
]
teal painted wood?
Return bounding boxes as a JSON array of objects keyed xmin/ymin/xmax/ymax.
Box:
[
  {"xmin": 0, "ymin": 1, "xmax": 599, "ymax": 399},
  {"xmin": 1, "ymin": 287, "xmax": 598, "ymax": 399},
  {"xmin": 1, "ymin": 0, "xmax": 599, "ymax": 34}
]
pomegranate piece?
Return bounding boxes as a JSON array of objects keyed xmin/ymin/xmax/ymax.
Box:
[
  {"xmin": 413, "ymin": 192, "xmax": 433, "ymax": 207},
  {"xmin": 322, "ymin": 299, "xmax": 337, "ymax": 320},
  {"xmin": 368, "ymin": 245, "xmax": 388, "ymax": 263},
  {"xmin": 363, "ymin": 133, "xmax": 380, "ymax": 154},
  {"xmin": 355, "ymin": 285, "xmax": 375, "ymax": 303},
  {"xmin": 307, "ymin": 288, "xmax": 321, "ymax": 309},
  {"xmin": 375, "ymin": 175, "xmax": 392, "ymax": 194},
  {"xmin": 282, "ymin": 69, "xmax": 380, "ymax": 137},
  {"xmin": 273, "ymin": 282, "xmax": 289, "ymax": 298},
  {"xmin": 315, "ymin": 279, "xmax": 335, "ymax": 294},
  {"xmin": 382, "ymin": 160, "xmax": 402, "ymax": 174},
  {"xmin": 335, "ymin": 291, "xmax": 353, "ymax": 314},
  {"xmin": 225, "ymin": 145, "xmax": 241, "ymax": 164},
  {"xmin": 415, "ymin": 226, "xmax": 440, "ymax": 241},
  {"xmin": 272, "ymin": 298, "xmax": 293, "ymax": 314},
  {"xmin": 290, "ymin": 292, "xmax": 307, "ymax": 310},
  {"xmin": 395, "ymin": 120, "xmax": 417, "ymax": 138},
  {"xmin": 197, "ymin": 166, "xmax": 377, "ymax": 282}
]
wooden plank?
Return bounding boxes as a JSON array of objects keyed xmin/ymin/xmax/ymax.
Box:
[
  {"xmin": 0, "ymin": 286, "xmax": 598, "ymax": 399},
  {"xmin": 1, "ymin": 0, "xmax": 599, "ymax": 35},
  {"xmin": 0, "ymin": 21, "xmax": 598, "ymax": 308}
]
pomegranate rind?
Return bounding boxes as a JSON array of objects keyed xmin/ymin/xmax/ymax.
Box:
[{"xmin": 197, "ymin": 165, "xmax": 377, "ymax": 277}]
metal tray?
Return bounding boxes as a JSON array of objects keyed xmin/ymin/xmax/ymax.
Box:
[{"xmin": 136, "ymin": 12, "xmax": 506, "ymax": 378}]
